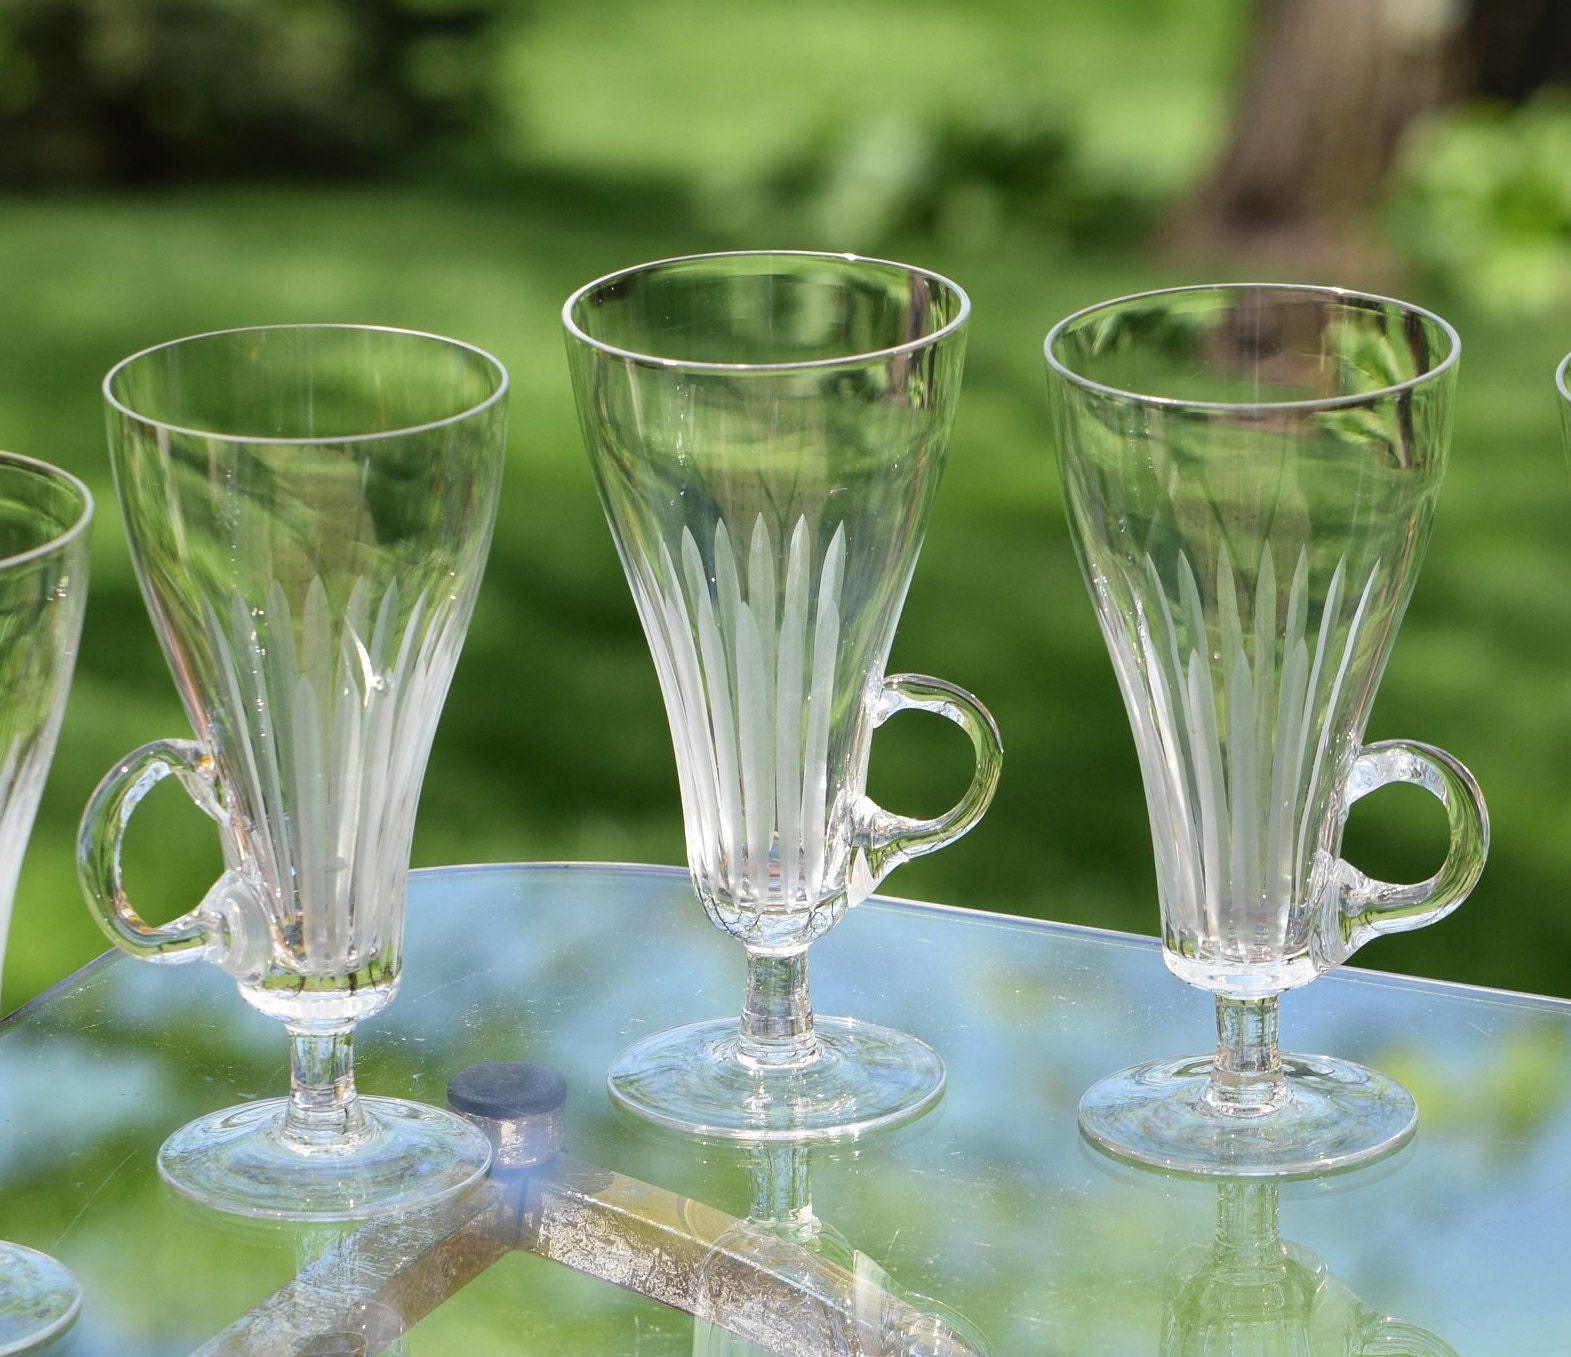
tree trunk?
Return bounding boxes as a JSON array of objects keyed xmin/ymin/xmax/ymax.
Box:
[
  {"xmin": 1164, "ymin": 0, "xmax": 1465, "ymax": 274},
  {"xmin": 1463, "ymin": 0, "xmax": 1571, "ymax": 100}
]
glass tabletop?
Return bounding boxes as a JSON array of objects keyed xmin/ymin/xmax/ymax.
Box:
[{"xmin": 0, "ymin": 861, "xmax": 1564, "ymax": 1354}]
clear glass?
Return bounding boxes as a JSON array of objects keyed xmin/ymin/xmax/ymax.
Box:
[
  {"xmin": 1555, "ymin": 352, "xmax": 1571, "ymax": 452},
  {"xmin": 0, "ymin": 454, "xmax": 90, "ymax": 1351},
  {"xmin": 79, "ymin": 324, "xmax": 508, "ymax": 1219},
  {"xmin": 1045, "ymin": 285, "xmax": 1489, "ymax": 1176},
  {"xmin": 564, "ymin": 252, "xmax": 1003, "ymax": 1140}
]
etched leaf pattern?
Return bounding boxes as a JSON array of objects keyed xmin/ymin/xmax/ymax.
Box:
[
  {"xmin": 0, "ymin": 729, "xmax": 53, "ymax": 957},
  {"xmin": 0, "ymin": 554, "xmax": 83, "ymax": 971},
  {"xmin": 1098, "ymin": 544, "xmax": 1383, "ymax": 963},
  {"xmin": 637, "ymin": 514, "xmax": 847, "ymax": 931},
  {"xmin": 205, "ymin": 577, "xmax": 457, "ymax": 974}
]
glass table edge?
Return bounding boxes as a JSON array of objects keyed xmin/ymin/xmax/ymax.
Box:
[
  {"xmin": 2, "ymin": 948, "xmax": 120, "ymax": 1033},
  {"xmin": 9, "ymin": 860, "xmax": 1564, "ymax": 1033}
]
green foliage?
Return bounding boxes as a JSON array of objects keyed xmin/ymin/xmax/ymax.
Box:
[
  {"xmin": 697, "ymin": 99, "xmax": 1157, "ymax": 255},
  {"xmin": 0, "ymin": 0, "xmax": 510, "ymax": 185},
  {"xmin": 2, "ymin": 181, "xmax": 1558, "ymax": 1015},
  {"xmin": 2, "ymin": 0, "xmax": 1565, "ymax": 1015},
  {"xmin": 1389, "ymin": 87, "xmax": 1571, "ymax": 317}
]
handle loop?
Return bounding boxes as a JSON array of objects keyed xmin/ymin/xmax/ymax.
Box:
[
  {"xmin": 1335, "ymin": 738, "xmax": 1489, "ymax": 956},
  {"xmin": 850, "ymin": 673, "xmax": 1003, "ymax": 901},
  {"xmin": 77, "ymin": 739, "xmax": 271, "ymax": 979}
]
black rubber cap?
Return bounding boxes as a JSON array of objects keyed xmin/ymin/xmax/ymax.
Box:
[{"xmin": 447, "ymin": 1061, "xmax": 568, "ymax": 1120}]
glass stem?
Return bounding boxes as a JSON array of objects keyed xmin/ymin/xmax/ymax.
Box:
[
  {"xmin": 1204, "ymin": 995, "xmax": 1288, "ymax": 1117},
  {"xmin": 279, "ymin": 1022, "xmax": 371, "ymax": 1152},
  {"xmin": 737, "ymin": 950, "xmax": 818, "ymax": 1070}
]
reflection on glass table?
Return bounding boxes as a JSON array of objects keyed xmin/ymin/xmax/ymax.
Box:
[
  {"xmin": 0, "ymin": 862, "xmax": 1568, "ymax": 1353},
  {"xmin": 1159, "ymin": 1174, "xmax": 1456, "ymax": 1355},
  {"xmin": 689, "ymin": 1139, "xmax": 993, "ymax": 1357}
]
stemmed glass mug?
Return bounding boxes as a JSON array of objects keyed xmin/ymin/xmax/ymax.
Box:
[
  {"xmin": 0, "ymin": 453, "xmax": 90, "ymax": 1351},
  {"xmin": 1046, "ymin": 285, "xmax": 1488, "ymax": 1176},
  {"xmin": 564, "ymin": 252, "xmax": 1002, "ymax": 1141},
  {"xmin": 78, "ymin": 325, "xmax": 508, "ymax": 1220}
]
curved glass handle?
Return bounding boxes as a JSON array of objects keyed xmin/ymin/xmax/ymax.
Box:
[
  {"xmin": 1351, "ymin": 1313, "xmax": 1460, "ymax": 1356},
  {"xmin": 852, "ymin": 673, "xmax": 1003, "ymax": 898},
  {"xmin": 77, "ymin": 738, "xmax": 270, "ymax": 978},
  {"xmin": 1338, "ymin": 738, "xmax": 1489, "ymax": 951}
]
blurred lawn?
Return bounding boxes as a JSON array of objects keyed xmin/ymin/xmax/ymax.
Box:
[{"xmin": 4, "ymin": 0, "xmax": 1571, "ymax": 1010}]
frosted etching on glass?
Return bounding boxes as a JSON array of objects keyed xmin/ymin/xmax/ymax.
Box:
[
  {"xmin": 644, "ymin": 516, "xmax": 852, "ymax": 952},
  {"xmin": 1099, "ymin": 544, "xmax": 1386, "ymax": 996},
  {"xmin": 201, "ymin": 576, "xmax": 454, "ymax": 1015}
]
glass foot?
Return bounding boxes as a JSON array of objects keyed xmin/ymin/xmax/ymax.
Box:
[
  {"xmin": 607, "ymin": 1016, "xmax": 945, "ymax": 1142},
  {"xmin": 0, "ymin": 1242, "xmax": 79, "ymax": 1355},
  {"xmin": 1078, "ymin": 1052, "xmax": 1417, "ymax": 1178},
  {"xmin": 158, "ymin": 1095, "xmax": 493, "ymax": 1221}
]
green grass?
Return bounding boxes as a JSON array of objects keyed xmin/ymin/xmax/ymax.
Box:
[
  {"xmin": 3, "ymin": 0, "xmax": 1570, "ymax": 1009},
  {"xmin": 2, "ymin": 178, "xmax": 1569, "ymax": 1011},
  {"xmin": 503, "ymin": 0, "xmax": 1246, "ymax": 199}
]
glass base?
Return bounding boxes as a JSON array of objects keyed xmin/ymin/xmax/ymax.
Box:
[
  {"xmin": 0, "ymin": 1243, "xmax": 79, "ymax": 1355},
  {"xmin": 158, "ymin": 1095, "xmax": 493, "ymax": 1221},
  {"xmin": 607, "ymin": 1016, "xmax": 945, "ymax": 1142},
  {"xmin": 1078, "ymin": 1052, "xmax": 1417, "ymax": 1178}
]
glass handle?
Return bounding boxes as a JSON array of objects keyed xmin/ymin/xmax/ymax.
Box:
[
  {"xmin": 1338, "ymin": 738, "xmax": 1489, "ymax": 949},
  {"xmin": 853, "ymin": 673, "xmax": 1003, "ymax": 897},
  {"xmin": 1349, "ymin": 1314, "xmax": 1459, "ymax": 1356},
  {"xmin": 77, "ymin": 738, "xmax": 270, "ymax": 977}
]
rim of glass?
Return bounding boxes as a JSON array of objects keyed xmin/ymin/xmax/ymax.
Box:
[
  {"xmin": 561, "ymin": 249, "xmax": 971, "ymax": 373},
  {"xmin": 0, "ymin": 451, "xmax": 93, "ymax": 569},
  {"xmin": 1555, "ymin": 351, "xmax": 1571, "ymax": 404},
  {"xmin": 1044, "ymin": 282, "xmax": 1461, "ymax": 412},
  {"xmin": 103, "ymin": 323, "xmax": 510, "ymax": 445}
]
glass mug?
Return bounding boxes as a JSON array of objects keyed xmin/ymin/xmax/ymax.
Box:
[
  {"xmin": 0, "ymin": 453, "xmax": 91, "ymax": 1350},
  {"xmin": 1046, "ymin": 284, "xmax": 1488, "ymax": 1176},
  {"xmin": 565, "ymin": 251, "xmax": 1003, "ymax": 1140},
  {"xmin": 79, "ymin": 324, "xmax": 508, "ymax": 1219}
]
